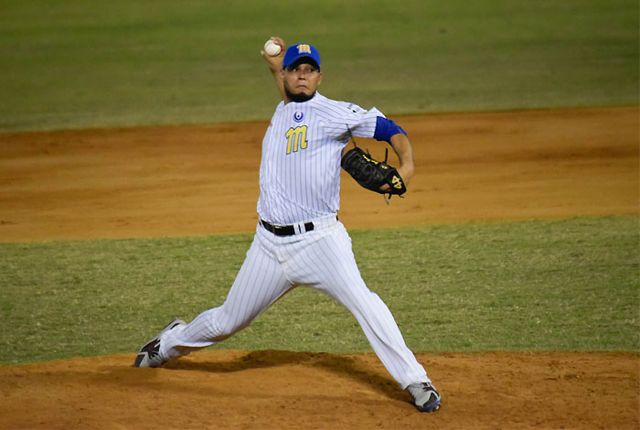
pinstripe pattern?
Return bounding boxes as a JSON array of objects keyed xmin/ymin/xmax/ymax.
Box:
[
  {"xmin": 161, "ymin": 219, "xmax": 430, "ymax": 388},
  {"xmin": 257, "ymin": 92, "xmax": 383, "ymax": 225},
  {"xmin": 162, "ymin": 231, "xmax": 292, "ymax": 351},
  {"xmin": 159, "ymin": 92, "xmax": 431, "ymax": 389}
]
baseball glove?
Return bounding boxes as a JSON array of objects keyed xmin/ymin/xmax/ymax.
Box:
[{"xmin": 341, "ymin": 146, "xmax": 407, "ymax": 196}]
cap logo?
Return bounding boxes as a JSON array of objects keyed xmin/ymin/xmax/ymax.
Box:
[{"xmin": 298, "ymin": 44, "xmax": 311, "ymax": 54}]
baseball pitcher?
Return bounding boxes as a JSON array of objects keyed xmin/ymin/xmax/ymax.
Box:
[{"xmin": 134, "ymin": 37, "xmax": 441, "ymax": 413}]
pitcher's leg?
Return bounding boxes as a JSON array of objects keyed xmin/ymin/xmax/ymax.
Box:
[
  {"xmin": 306, "ymin": 225, "xmax": 429, "ymax": 388},
  {"xmin": 161, "ymin": 234, "xmax": 291, "ymax": 359}
]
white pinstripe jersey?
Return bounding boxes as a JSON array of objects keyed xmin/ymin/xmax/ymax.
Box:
[{"xmin": 257, "ymin": 92, "xmax": 384, "ymax": 225}]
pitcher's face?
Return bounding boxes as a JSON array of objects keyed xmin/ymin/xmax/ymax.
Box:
[{"xmin": 281, "ymin": 61, "xmax": 322, "ymax": 102}]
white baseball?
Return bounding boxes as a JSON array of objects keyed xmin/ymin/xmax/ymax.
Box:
[{"xmin": 263, "ymin": 39, "xmax": 281, "ymax": 56}]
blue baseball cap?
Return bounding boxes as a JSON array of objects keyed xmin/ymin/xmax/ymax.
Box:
[{"xmin": 282, "ymin": 43, "xmax": 321, "ymax": 70}]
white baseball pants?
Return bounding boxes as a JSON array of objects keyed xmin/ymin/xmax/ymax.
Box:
[{"xmin": 160, "ymin": 216, "xmax": 430, "ymax": 388}]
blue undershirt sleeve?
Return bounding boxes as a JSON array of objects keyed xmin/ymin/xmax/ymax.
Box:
[{"xmin": 373, "ymin": 116, "xmax": 407, "ymax": 143}]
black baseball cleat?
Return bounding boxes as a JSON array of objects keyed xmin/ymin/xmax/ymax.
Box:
[
  {"xmin": 406, "ymin": 381, "xmax": 441, "ymax": 413},
  {"xmin": 133, "ymin": 319, "xmax": 186, "ymax": 368}
]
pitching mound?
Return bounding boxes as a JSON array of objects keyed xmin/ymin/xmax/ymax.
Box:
[{"xmin": 1, "ymin": 350, "xmax": 637, "ymax": 429}]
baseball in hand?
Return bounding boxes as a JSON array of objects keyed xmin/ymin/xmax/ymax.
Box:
[{"xmin": 263, "ymin": 39, "xmax": 281, "ymax": 56}]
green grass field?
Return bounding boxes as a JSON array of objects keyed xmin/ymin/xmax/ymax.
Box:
[
  {"xmin": 0, "ymin": 0, "xmax": 637, "ymax": 131},
  {"xmin": 1, "ymin": 216, "xmax": 637, "ymax": 364},
  {"xmin": 0, "ymin": 1, "xmax": 637, "ymax": 366}
]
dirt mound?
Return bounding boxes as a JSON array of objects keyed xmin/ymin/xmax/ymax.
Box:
[{"xmin": 1, "ymin": 350, "xmax": 637, "ymax": 429}]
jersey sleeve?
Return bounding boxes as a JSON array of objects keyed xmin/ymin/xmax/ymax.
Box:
[{"xmin": 316, "ymin": 99, "xmax": 385, "ymax": 143}]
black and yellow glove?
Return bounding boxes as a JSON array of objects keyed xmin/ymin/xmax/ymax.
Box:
[{"xmin": 341, "ymin": 147, "xmax": 406, "ymax": 196}]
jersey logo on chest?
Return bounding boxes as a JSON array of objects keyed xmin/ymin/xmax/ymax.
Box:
[
  {"xmin": 285, "ymin": 125, "xmax": 308, "ymax": 154},
  {"xmin": 293, "ymin": 111, "xmax": 304, "ymax": 123}
]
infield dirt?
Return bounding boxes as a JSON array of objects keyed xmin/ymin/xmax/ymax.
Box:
[
  {"xmin": 0, "ymin": 106, "xmax": 637, "ymax": 241},
  {"xmin": 0, "ymin": 107, "xmax": 638, "ymax": 429}
]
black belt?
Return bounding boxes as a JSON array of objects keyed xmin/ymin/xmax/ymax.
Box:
[{"xmin": 260, "ymin": 219, "xmax": 314, "ymax": 236}]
